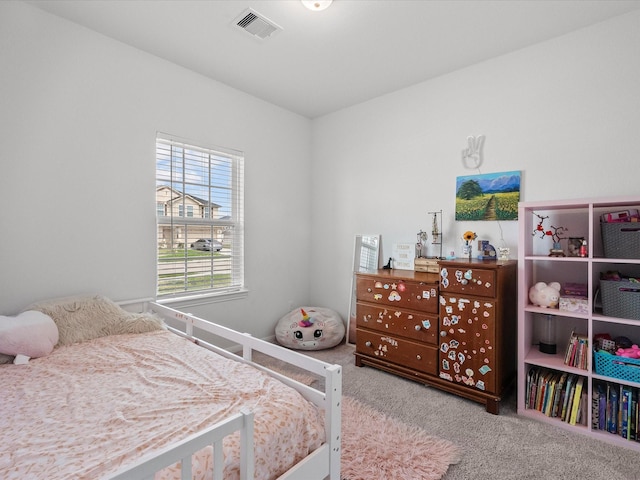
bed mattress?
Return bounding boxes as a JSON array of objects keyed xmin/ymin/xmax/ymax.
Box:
[{"xmin": 0, "ymin": 330, "xmax": 325, "ymax": 479}]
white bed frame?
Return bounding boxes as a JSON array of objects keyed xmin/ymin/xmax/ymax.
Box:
[{"xmin": 108, "ymin": 301, "xmax": 342, "ymax": 480}]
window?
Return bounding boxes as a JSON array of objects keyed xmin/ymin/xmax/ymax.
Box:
[{"xmin": 156, "ymin": 134, "xmax": 244, "ymax": 299}]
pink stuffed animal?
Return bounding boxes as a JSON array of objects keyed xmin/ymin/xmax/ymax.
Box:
[
  {"xmin": 616, "ymin": 344, "xmax": 640, "ymax": 359},
  {"xmin": 0, "ymin": 311, "xmax": 59, "ymax": 363}
]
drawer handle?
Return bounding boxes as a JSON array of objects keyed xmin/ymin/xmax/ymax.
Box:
[
  {"xmin": 365, "ymin": 341, "xmax": 372, "ymax": 347},
  {"xmin": 414, "ymin": 325, "xmax": 421, "ymax": 331},
  {"xmin": 367, "ymin": 288, "xmax": 372, "ymax": 293},
  {"xmin": 416, "ymin": 355, "xmax": 422, "ymax": 360}
]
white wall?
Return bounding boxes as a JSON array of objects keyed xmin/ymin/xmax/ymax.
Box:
[
  {"xmin": 309, "ymin": 10, "xmax": 640, "ymax": 321},
  {"xmin": 2, "ymin": 2, "xmax": 639, "ymax": 339},
  {"xmin": 0, "ymin": 2, "xmax": 312, "ymax": 339}
]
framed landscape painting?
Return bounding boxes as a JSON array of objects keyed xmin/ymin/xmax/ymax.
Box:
[{"xmin": 455, "ymin": 171, "xmax": 521, "ymax": 221}]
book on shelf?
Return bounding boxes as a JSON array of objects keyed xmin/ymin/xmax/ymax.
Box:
[
  {"xmin": 561, "ymin": 374, "xmax": 576, "ymax": 421},
  {"xmin": 526, "ymin": 368, "xmax": 538, "ymax": 409},
  {"xmin": 578, "ymin": 391, "xmax": 588, "ymax": 426},
  {"xmin": 552, "ymin": 372, "xmax": 568, "ymax": 418},
  {"xmin": 607, "ymin": 385, "xmax": 619, "ymax": 434},
  {"xmin": 536, "ymin": 370, "xmax": 554, "ymax": 412},
  {"xmin": 597, "ymin": 383, "xmax": 607, "ymax": 431},
  {"xmin": 582, "ymin": 391, "xmax": 589, "ymax": 425},
  {"xmin": 564, "ymin": 330, "xmax": 589, "ymax": 370},
  {"xmin": 533, "ymin": 371, "xmax": 542, "ymax": 410},
  {"xmin": 593, "ymin": 381, "xmax": 640, "ymax": 442},
  {"xmin": 525, "ymin": 367, "xmax": 585, "ymax": 423},
  {"xmin": 592, "ymin": 382, "xmax": 603, "ymax": 429},
  {"xmin": 569, "ymin": 376, "xmax": 584, "ymax": 425},
  {"xmin": 622, "ymin": 386, "xmax": 632, "ymax": 440},
  {"xmin": 632, "ymin": 392, "xmax": 638, "ymax": 441},
  {"xmin": 592, "ymin": 390, "xmax": 599, "ymax": 428},
  {"xmin": 636, "ymin": 398, "xmax": 640, "ymax": 442},
  {"xmin": 542, "ymin": 372, "xmax": 555, "ymax": 415}
]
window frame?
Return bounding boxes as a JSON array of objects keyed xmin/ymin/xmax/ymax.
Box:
[{"xmin": 155, "ymin": 133, "xmax": 246, "ymax": 303}]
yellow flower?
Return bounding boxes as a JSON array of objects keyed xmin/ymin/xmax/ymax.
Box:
[{"xmin": 463, "ymin": 231, "xmax": 477, "ymax": 242}]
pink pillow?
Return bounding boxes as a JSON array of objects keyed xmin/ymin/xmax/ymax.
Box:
[{"xmin": 0, "ymin": 311, "xmax": 59, "ymax": 360}]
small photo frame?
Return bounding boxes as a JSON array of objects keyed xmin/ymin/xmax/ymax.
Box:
[{"xmin": 568, "ymin": 237, "xmax": 584, "ymax": 257}]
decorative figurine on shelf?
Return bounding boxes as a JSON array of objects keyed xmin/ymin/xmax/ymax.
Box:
[
  {"xmin": 568, "ymin": 237, "xmax": 584, "ymax": 257},
  {"xmin": 528, "ymin": 281, "xmax": 561, "ymax": 308},
  {"xmin": 532, "ymin": 212, "xmax": 568, "ymax": 257},
  {"xmin": 462, "ymin": 231, "xmax": 477, "ymax": 260},
  {"xmin": 477, "ymin": 240, "xmax": 497, "ymax": 260},
  {"xmin": 579, "ymin": 239, "xmax": 588, "ymax": 257},
  {"xmin": 383, "ymin": 257, "xmax": 392, "ymax": 269}
]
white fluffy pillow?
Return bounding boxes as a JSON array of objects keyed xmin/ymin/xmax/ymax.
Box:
[
  {"xmin": 0, "ymin": 311, "xmax": 59, "ymax": 361},
  {"xmin": 23, "ymin": 294, "xmax": 165, "ymax": 346}
]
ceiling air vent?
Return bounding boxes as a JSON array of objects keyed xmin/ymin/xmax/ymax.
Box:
[{"xmin": 234, "ymin": 9, "xmax": 282, "ymax": 40}]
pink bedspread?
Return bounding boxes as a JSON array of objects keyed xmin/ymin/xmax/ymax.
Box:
[{"xmin": 0, "ymin": 330, "xmax": 325, "ymax": 479}]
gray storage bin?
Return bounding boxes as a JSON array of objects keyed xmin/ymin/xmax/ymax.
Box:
[
  {"xmin": 601, "ymin": 222, "xmax": 640, "ymax": 259},
  {"xmin": 600, "ymin": 279, "xmax": 640, "ymax": 320}
]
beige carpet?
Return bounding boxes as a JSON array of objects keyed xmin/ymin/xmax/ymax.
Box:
[
  {"xmin": 306, "ymin": 343, "xmax": 640, "ymax": 480},
  {"xmin": 341, "ymin": 395, "xmax": 461, "ymax": 480}
]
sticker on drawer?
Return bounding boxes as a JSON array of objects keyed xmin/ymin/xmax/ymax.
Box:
[
  {"xmin": 422, "ymin": 288, "xmax": 437, "ymax": 299},
  {"xmin": 388, "ymin": 291, "xmax": 401, "ymax": 302},
  {"xmin": 380, "ymin": 336, "xmax": 398, "ymax": 347}
]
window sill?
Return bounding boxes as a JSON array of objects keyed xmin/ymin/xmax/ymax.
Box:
[{"xmin": 157, "ymin": 288, "xmax": 249, "ymax": 309}]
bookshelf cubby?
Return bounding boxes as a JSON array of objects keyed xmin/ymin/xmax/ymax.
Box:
[{"xmin": 518, "ymin": 196, "xmax": 640, "ymax": 451}]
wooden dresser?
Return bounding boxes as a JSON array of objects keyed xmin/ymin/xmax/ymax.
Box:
[
  {"xmin": 354, "ymin": 260, "xmax": 516, "ymax": 414},
  {"xmin": 354, "ymin": 269, "xmax": 440, "ymax": 379}
]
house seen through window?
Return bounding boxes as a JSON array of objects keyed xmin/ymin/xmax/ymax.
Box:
[{"xmin": 156, "ymin": 134, "xmax": 244, "ymax": 298}]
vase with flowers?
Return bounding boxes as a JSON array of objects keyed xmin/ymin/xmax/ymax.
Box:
[{"xmin": 462, "ymin": 230, "xmax": 477, "ymax": 260}]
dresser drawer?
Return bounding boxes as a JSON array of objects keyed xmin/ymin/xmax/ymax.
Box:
[
  {"xmin": 356, "ymin": 328, "xmax": 438, "ymax": 375},
  {"xmin": 439, "ymin": 265, "xmax": 496, "ymax": 297},
  {"xmin": 356, "ymin": 276, "xmax": 438, "ymax": 313},
  {"xmin": 439, "ymin": 293, "xmax": 497, "ymax": 393},
  {"xmin": 356, "ymin": 302, "xmax": 437, "ymax": 345}
]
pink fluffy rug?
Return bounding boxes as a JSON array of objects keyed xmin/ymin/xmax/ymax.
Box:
[{"xmin": 340, "ymin": 396, "xmax": 461, "ymax": 480}]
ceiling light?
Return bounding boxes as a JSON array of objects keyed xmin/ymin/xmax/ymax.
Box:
[{"xmin": 301, "ymin": 0, "xmax": 333, "ymax": 12}]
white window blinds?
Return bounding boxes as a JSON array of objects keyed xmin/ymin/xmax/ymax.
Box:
[{"xmin": 156, "ymin": 134, "xmax": 244, "ymax": 298}]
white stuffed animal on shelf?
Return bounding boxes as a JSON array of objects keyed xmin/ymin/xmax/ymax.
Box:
[{"xmin": 528, "ymin": 281, "xmax": 561, "ymax": 308}]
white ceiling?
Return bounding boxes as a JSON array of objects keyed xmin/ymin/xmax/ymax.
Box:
[{"xmin": 26, "ymin": 0, "xmax": 640, "ymax": 119}]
